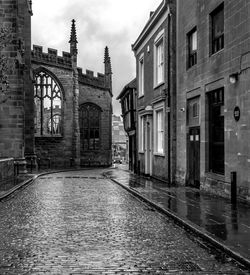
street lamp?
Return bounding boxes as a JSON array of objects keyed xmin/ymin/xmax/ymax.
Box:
[{"xmin": 229, "ymin": 73, "xmax": 239, "ymax": 84}]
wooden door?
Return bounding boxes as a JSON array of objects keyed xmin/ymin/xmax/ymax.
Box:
[{"xmin": 187, "ymin": 127, "xmax": 200, "ymax": 188}]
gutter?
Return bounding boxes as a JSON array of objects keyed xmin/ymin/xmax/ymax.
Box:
[{"xmin": 167, "ymin": 6, "xmax": 171, "ymax": 184}]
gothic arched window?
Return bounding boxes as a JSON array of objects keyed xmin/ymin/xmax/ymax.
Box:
[
  {"xmin": 34, "ymin": 71, "xmax": 62, "ymax": 136},
  {"xmin": 79, "ymin": 103, "xmax": 101, "ymax": 151}
]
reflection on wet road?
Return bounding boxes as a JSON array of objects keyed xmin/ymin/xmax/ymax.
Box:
[{"xmin": 105, "ymin": 169, "xmax": 250, "ymax": 263}]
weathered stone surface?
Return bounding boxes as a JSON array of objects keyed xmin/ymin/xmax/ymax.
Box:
[
  {"xmin": 176, "ymin": 0, "xmax": 250, "ymax": 203},
  {"xmin": 0, "ymin": 158, "xmax": 14, "ymax": 185},
  {"xmin": 0, "ymin": 0, "xmax": 32, "ymax": 165},
  {"xmin": 0, "ymin": 2, "xmax": 112, "ymax": 171}
]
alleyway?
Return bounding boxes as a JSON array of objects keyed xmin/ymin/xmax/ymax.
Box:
[{"xmin": 0, "ymin": 170, "xmax": 247, "ymax": 274}]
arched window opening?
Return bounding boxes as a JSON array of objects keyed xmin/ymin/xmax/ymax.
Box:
[
  {"xmin": 34, "ymin": 71, "xmax": 62, "ymax": 136},
  {"xmin": 79, "ymin": 103, "xmax": 101, "ymax": 151}
]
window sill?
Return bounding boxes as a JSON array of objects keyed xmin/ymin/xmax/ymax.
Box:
[
  {"xmin": 153, "ymin": 82, "xmax": 164, "ymax": 90},
  {"xmin": 153, "ymin": 152, "xmax": 165, "ymax": 157},
  {"xmin": 138, "ymin": 94, "xmax": 144, "ymax": 99},
  {"xmin": 82, "ymin": 149, "xmax": 100, "ymax": 152},
  {"xmin": 210, "ymin": 48, "xmax": 224, "ymax": 57},
  {"xmin": 35, "ymin": 135, "xmax": 63, "ymax": 138},
  {"xmin": 187, "ymin": 64, "xmax": 197, "ymax": 71},
  {"xmin": 139, "ymin": 151, "xmax": 144, "ymax": 154},
  {"xmin": 205, "ymin": 171, "xmax": 225, "ymax": 181}
]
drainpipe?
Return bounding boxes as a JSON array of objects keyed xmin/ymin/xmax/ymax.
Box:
[{"xmin": 167, "ymin": 6, "xmax": 171, "ymax": 184}]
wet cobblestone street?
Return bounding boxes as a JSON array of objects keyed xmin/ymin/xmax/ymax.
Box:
[{"xmin": 0, "ymin": 170, "xmax": 248, "ymax": 274}]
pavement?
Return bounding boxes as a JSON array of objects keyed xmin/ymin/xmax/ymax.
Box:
[
  {"xmin": 0, "ymin": 165, "xmax": 250, "ymax": 272},
  {"xmin": 103, "ymin": 166, "xmax": 250, "ymax": 270}
]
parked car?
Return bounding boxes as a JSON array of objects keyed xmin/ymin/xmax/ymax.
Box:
[{"xmin": 113, "ymin": 156, "xmax": 122, "ymax": 164}]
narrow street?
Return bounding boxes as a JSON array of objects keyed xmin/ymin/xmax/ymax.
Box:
[{"xmin": 0, "ymin": 170, "xmax": 247, "ymax": 274}]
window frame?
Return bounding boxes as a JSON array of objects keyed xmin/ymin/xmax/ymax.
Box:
[
  {"xmin": 153, "ymin": 102, "xmax": 165, "ymax": 156},
  {"xmin": 79, "ymin": 103, "xmax": 101, "ymax": 151},
  {"xmin": 210, "ymin": 3, "xmax": 224, "ymax": 55},
  {"xmin": 187, "ymin": 27, "xmax": 197, "ymax": 69},
  {"xmin": 138, "ymin": 115, "xmax": 145, "ymax": 153},
  {"xmin": 154, "ymin": 30, "xmax": 165, "ymax": 88},
  {"xmin": 138, "ymin": 53, "xmax": 144, "ymax": 97},
  {"xmin": 192, "ymin": 102, "xmax": 199, "ymax": 118}
]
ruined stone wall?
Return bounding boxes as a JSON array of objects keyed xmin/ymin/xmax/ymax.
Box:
[
  {"xmin": 0, "ymin": 158, "xmax": 14, "ymax": 186},
  {"xmin": 1, "ymin": 4, "xmax": 112, "ymax": 170},
  {"xmin": 78, "ymin": 80, "xmax": 112, "ymax": 167},
  {"xmin": 0, "ymin": 0, "xmax": 31, "ymax": 170},
  {"xmin": 32, "ymin": 56, "xmax": 112, "ymax": 168},
  {"xmin": 31, "ymin": 62, "xmax": 75, "ymax": 168}
]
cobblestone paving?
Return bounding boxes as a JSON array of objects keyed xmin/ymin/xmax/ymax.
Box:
[{"xmin": 0, "ymin": 170, "xmax": 248, "ymax": 274}]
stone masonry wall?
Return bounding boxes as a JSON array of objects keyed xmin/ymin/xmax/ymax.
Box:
[
  {"xmin": 78, "ymin": 84, "xmax": 112, "ymax": 166},
  {"xmin": 0, "ymin": 158, "xmax": 14, "ymax": 185},
  {"xmin": 0, "ymin": 0, "xmax": 30, "ymax": 161},
  {"xmin": 31, "ymin": 63, "xmax": 75, "ymax": 168},
  {"xmin": 176, "ymin": 0, "xmax": 250, "ymax": 202}
]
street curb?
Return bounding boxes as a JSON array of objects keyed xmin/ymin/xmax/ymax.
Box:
[
  {"xmin": 0, "ymin": 176, "xmax": 38, "ymax": 201},
  {"xmin": 0, "ymin": 168, "xmax": 99, "ymax": 201},
  {"xmin": 107, "ymin": 176, "xmax": 250, "ymax": 270}
]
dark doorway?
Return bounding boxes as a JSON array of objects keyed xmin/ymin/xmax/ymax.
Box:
[
  {"xmin": 187, "ymin": 127, "xmax": 200, "ymax": 188},
  {"xmin": 208, "ymin": 88, "xmax": 224, "ymax": 175},
  {"xmin": 79, "ymin": 103, "xmax": 101, "ymax": 155}
]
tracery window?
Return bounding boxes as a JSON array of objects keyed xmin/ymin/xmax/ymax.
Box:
[
  {"xmin": 79, "ymin": 103, "xmax": 101, "ymax": 151},
  {"xmin": 34, "ymin": 71, "xmax": 62, "ymax": 136}
]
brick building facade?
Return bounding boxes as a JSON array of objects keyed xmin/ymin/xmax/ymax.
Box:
[
  {"xmin": 132, "ymin": 0, "xmax": 176, "ymax": 182},
  {"xmin": 176, "ymin": 0, "xmax": 250, "ymax": 203},
  {"xmin": 0, "ymin": 1, "xmax": 112, "ymax": 171}
]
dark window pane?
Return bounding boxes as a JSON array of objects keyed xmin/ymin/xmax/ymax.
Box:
[
  {"xmin": 95, "ymin": 129, "xmax": 99, "ymax": 139},
  {"xmin": 211, "ymin": 4, "xmax": 224, "ymax": 54},
  {"xmin": 79, "ymin": 103, "xmax": 101, "ymax": 151},
  {"xmin": 187, "ymin": 27, "xmax": 197, "ymax": 68}
]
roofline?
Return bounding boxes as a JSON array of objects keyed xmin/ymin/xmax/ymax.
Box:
[
  {"xmin": 116, "ymin": 78, "xmax": 136, "ymax": 100},
  {"xmin": 132, "ymin": 0, "xmax": 169, "ymax": 52}
]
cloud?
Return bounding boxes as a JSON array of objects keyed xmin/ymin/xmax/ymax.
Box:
[{"xmin": 31, "ymin": 0, "xmax": 162, "ymax": 114}]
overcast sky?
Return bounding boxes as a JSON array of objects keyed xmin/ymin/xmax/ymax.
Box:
[{"xmin": 31, "ymin": 0, "xmax": 162, "ymax": 115}]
